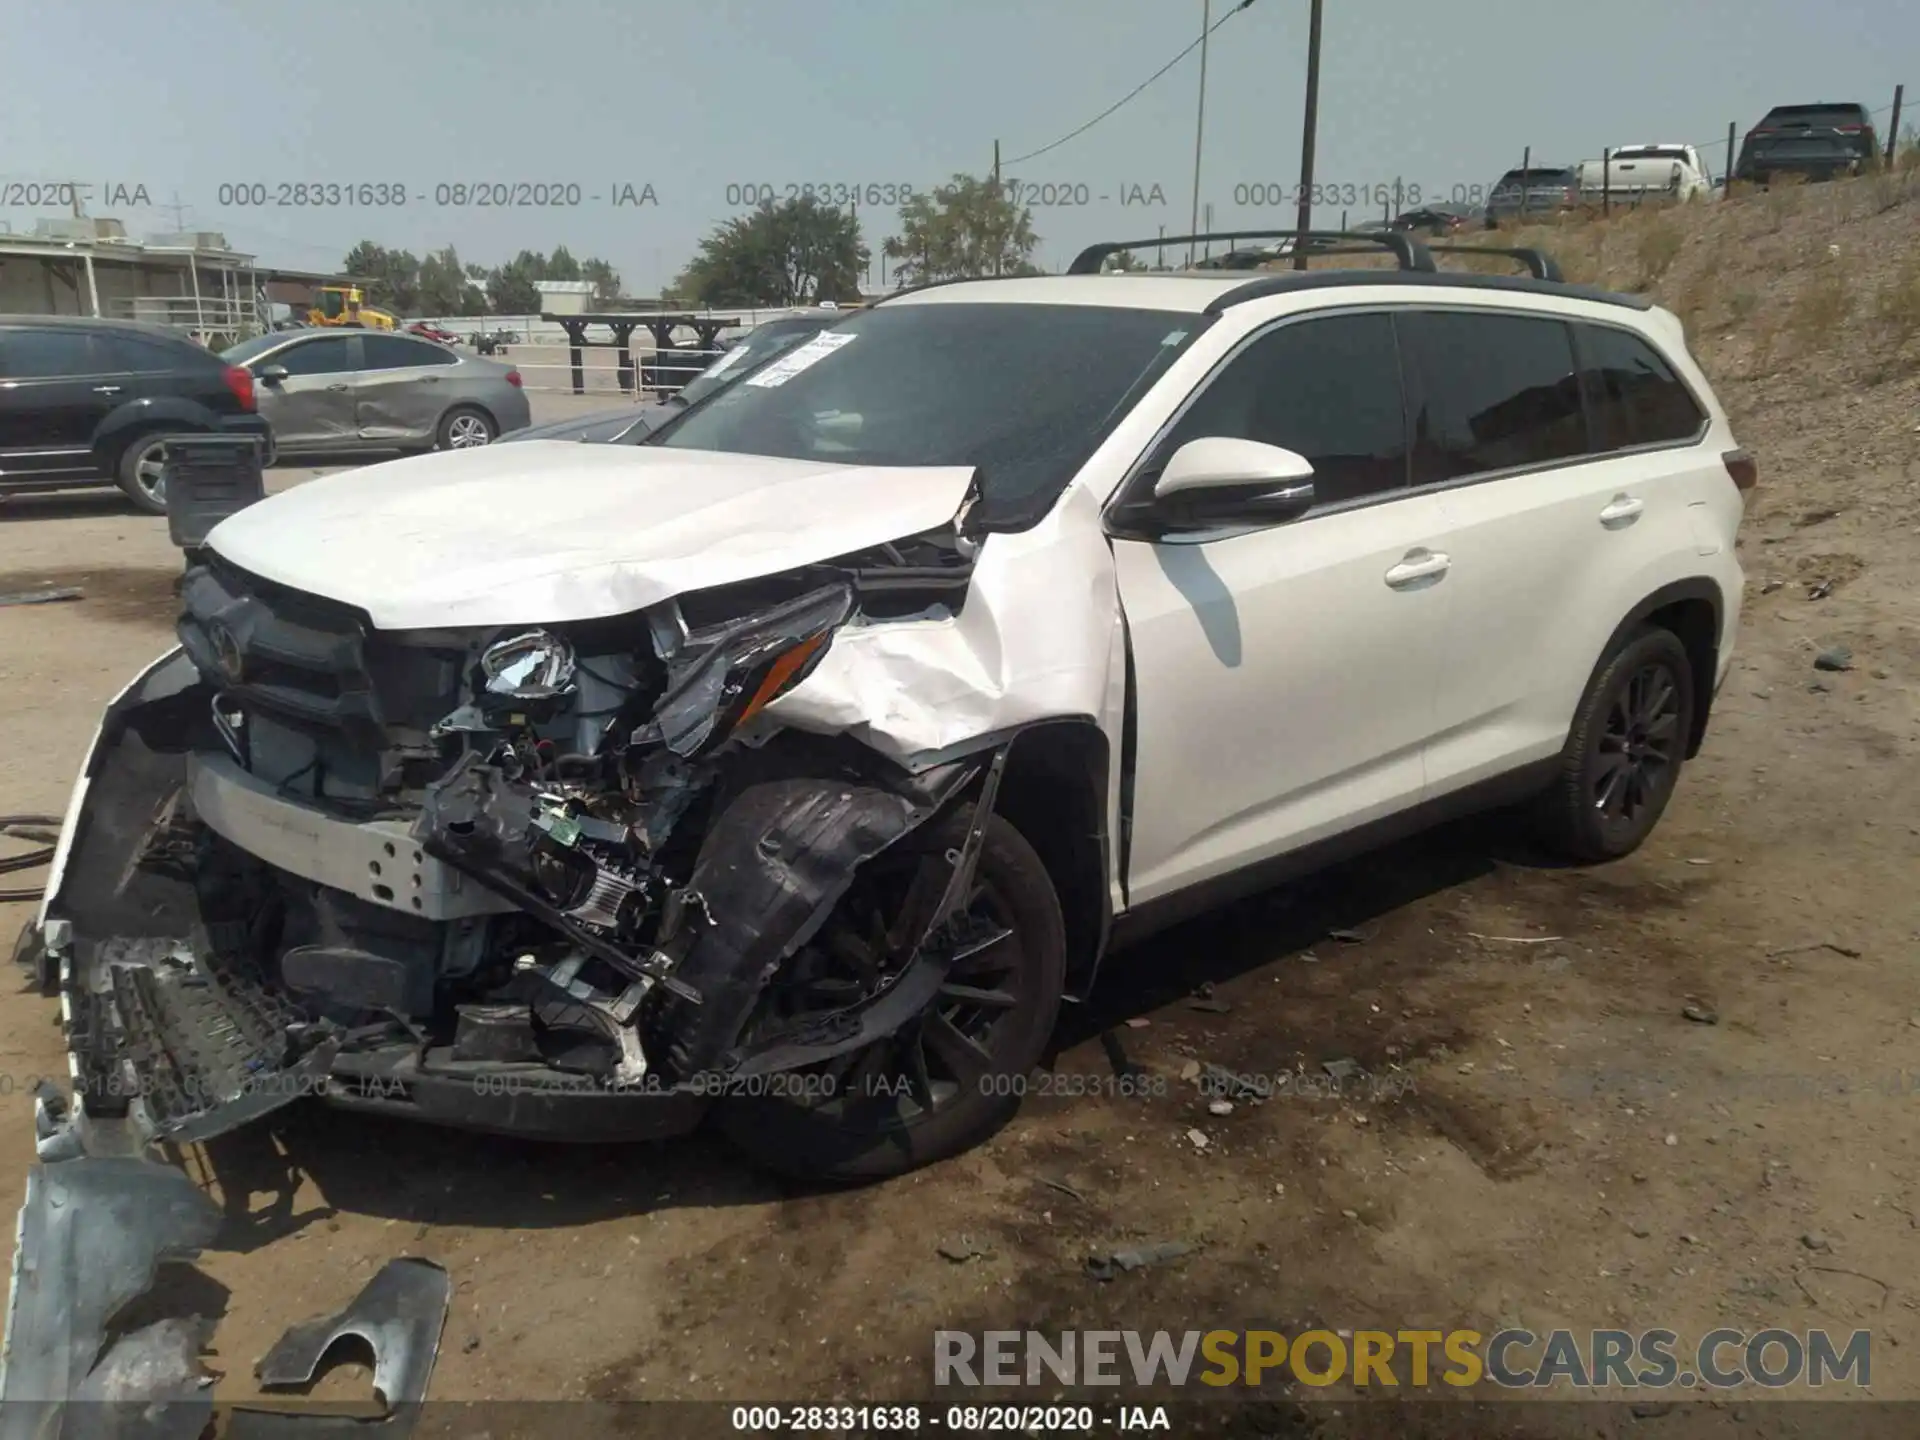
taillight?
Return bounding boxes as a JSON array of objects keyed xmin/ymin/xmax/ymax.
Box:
[
  {"xmin": 505, "ymin": 369, "xmax": 523, "ymax": 388},
  {"xmin": 222, "ymin": 364, "xmax": 255, "ymax": 411},
  {"xmin": 1722, "ymin": 448, "xmax": 1758, "ymax": 494}
]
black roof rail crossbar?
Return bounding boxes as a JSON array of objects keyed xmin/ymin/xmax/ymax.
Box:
[
  {"xmin": 1423, "ymin": 243, "xmax": 1563, "ymax": 283},
  {"xmin": 1067, "ymin": 230, "xmax": 1436, "ymax": 276}
]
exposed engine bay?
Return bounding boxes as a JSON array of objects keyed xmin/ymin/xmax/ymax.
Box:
[{"xmin": 39, "ymin": 519, "xmax": 1015, "ymax": 1148}]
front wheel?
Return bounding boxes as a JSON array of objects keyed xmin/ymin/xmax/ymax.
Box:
[
  {"xmin": 1535, "ymin": 626, "xmax": 1696, "ymax": 862},
  {"xmin": 715, "ymin": 810, "xmax": 1067, "ymax": 1182},
  {"xmin": 437, "ymin": 406, "xmax": 496, "ymax": 450}
]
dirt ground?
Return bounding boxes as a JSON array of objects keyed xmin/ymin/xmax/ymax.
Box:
[{"xmin": 0, "ymin": 177, "xmax": 1917, "ymax": 1426}]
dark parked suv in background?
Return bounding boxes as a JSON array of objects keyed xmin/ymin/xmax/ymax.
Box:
[
  {"xmin": 0, "ymin": 317, "xmax": 269, "ymax": 513},
  {"xmin": 1735, "ymin": 103, "xmax": 1881, "ymax": 184}
]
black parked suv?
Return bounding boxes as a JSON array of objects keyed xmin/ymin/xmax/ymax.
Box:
[
  {"xmin": 1735, "ymin": 103, "xmax": 1881, "ymax": 184},
  {"xmin": 0, "ymin": 317, "xmax": 271, "ymax": 513}
]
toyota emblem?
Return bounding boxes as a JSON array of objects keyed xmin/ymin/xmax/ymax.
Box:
[{"xmin": 207, "ymin": 622, "xmax": 244, "ymax": 684}]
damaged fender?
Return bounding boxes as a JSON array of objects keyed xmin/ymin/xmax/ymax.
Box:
[
  {"xmin": 654, "ymin": 744, "xmax": 988, "ymax": 1077},
  {"xmin": 758, "ymin": 485, "xmax": 1128, "ymax": 770}
]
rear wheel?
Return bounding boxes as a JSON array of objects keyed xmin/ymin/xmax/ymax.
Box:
[
  {"xmin": 1535, "ymin": 626, "xmax": 1695, "ymax": 862},
  {"xmin": 714, "ymin": 810, "xmax": 1066, "ymax": 1182},
  {"xmin": 115, "ymin": 432, "xmax": 185, "ymax": 514},
  {"xmin": 437, "ymin": 406, "xmax": 496, "ymax": 450}
]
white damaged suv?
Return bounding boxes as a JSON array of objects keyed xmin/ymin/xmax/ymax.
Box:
[{"xmin": 32, "ymin": 233, "xmax": 1750, "ymax": 1179}]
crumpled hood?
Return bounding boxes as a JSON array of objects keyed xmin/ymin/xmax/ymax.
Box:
[{"xmin": 207, "ymin": 443, "xmax": 976, "ymax": 630}]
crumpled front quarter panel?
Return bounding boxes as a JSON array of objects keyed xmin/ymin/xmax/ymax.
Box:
[{"xmin": 762, "ymin": 485, "xmax": 1125, "ymax": 768}]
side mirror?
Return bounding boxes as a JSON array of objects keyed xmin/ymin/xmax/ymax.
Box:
[
  {"xmin": 258, "ymin": 364, "xmax": 288, "ymax": 383},
  {"xmin": 1145, "ymin": 437, "xmax": 1317, "ymax": 530}
]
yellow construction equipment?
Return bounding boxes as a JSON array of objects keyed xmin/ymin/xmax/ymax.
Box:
[{"xmin": 308, "ymin": 284, "xmax": 397, "ymax": 329}]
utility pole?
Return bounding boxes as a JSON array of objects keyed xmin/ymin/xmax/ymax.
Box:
[
  {"xmin": 1290, "ymin": 0, "xmax": 1324, "ymax": 269},
  {"xmin": 1187, "ymin": 0, "xmax": 1211, "ymax": 265},
  {"xmin": 1889, "ymin": 85, "xmax": 1906, "ymax": 166},
  {"xmin": 993, "ymin": 139, "xmax": 1002, "ymax": 276},
  {"xmin": 163, "ymin": 191, "xmax": 192, "ymax": 232}
]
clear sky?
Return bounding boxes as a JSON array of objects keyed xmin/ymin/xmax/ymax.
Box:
[{"xmin": 1, "ymin": 0, "xmax": 1908, "ymax": 293}]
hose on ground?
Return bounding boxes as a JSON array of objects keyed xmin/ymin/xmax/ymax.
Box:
[{"xmin": 0, "ymin": 815, "xmax": 61, "ymax": 904}]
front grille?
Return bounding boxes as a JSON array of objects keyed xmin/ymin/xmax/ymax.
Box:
[{"xmin": 178, "ymin": 559, "xmax": 466, "ymax": 802}]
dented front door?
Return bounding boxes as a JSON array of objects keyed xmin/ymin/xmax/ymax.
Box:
[{"xmin": 254, "ymin": 333, "xmax": 361, "ymax": 450}]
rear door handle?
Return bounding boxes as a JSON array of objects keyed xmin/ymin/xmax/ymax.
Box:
[
  {"xmin": 1600, "ymin": 494, "xmax": 1644, "ymax": 525},
  {"xmin": 1384, "ymin": 549, "xmax": 1450, "ymax": 587},
  {"xmin": 326, "ymin": 383, "xmax": 350, "ymax": 392},
  {"xmin": 92, "ymin": 385, "xmax": 122, "ymax": 395}
]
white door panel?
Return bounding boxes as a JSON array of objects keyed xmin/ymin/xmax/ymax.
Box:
[
  {"xmin": 1425, "ymin": 449, "xmax": 1711, "ymax": 796},
  {"xmin": 1115, "ymin": 491, "xmax": 1452, "ymax": 904}
]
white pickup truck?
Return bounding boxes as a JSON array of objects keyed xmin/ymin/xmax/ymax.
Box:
[{"xmin": 1577, "ymin": 144, "xmax": 1713, "ymax": 205}]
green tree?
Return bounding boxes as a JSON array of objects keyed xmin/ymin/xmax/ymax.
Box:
[
  {"xmin": 581, "ymin": 257, "xmax": 622, "ymax": 305},
  {"xmin": 883, "ymin": 175, "xmax": 1039, "ymax": 284},
  {"xmin": 676, "ymin": 196, "xmax": 867, "ymax": 306},
  {"xmin": 484, "ymin": 249, "xmax": 547, "ymax": 314},
  {"xmin": 416, "ymin": 245, "xmax": 487, "ymax": 316},
  {"xmin": 340, "ymin": 241, "xmax": 421, "ymax": 314}
]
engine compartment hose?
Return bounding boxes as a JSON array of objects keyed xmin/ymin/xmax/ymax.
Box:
[{"xmin": 0, "ymin": 815, "xmax": 61, "ymax": 904}]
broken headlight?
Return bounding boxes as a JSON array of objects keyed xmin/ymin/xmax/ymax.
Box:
[
  {"xmin": 646, "ymin": 582, "xmax": 853, "ymax": 757},
  {"xmin": 481, "ymin": 629, "xmax": 577, "ymax": 701}
]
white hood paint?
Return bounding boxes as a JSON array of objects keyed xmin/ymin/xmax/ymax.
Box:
[
  {"xmin": 759, "ymin": 484, "xmax": 1128, "ymax": 771},
  {"xmin": 207, "ymin": 443, "xmax": 977, "ymax": 629}
]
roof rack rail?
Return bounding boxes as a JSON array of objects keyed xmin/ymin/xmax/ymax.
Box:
[
  {"xmin": 1422, "ymin": 243, "xmax": 1563, "ymax": 282},
  {"xmin": 1066, "ymin": 230, "xmax": 1436, "ymax": 276}
]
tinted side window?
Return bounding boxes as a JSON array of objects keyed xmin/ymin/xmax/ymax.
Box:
[
  {"xmin": 1161, "ymin": 313, "xmax": 1408, "ymax": 508},
  {"xmin": 1575, "ymin": 324, "xmax": 1704, "ymax": 451},
  {"xmin": 363, "ymin": 334, "xmax": 455, "ymax": 369},
  {"xmin": 1399, "ymin": 310, "xmax": 1586, "ymax": 484},
  {"xmin": 270, "ymin": 337, "xmax": 356, "ymax": 376},
  {"xmin": 2, "ymin": 329, "xmax": 104, "ymax": 379},
  {"xmin": 105, "ymin": 333, "xmax": 202, "ymax": 374}
]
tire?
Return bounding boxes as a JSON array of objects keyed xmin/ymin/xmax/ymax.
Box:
[
  {"xmin": 715, "ymin": 810, "xmax": 1067, "ymax": 1183},
  {"xmin": 115, "ymin": 431, "xmax": 187, "ymax": 515},
  {"xmin": 437, "ymin": 406, "xmax": 496, "ymax": 450},
  {"xmin": 1535, "ymin": 625, "xmax": 1696, "ymax": 863}
]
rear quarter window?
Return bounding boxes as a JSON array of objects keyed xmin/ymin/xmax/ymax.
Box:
[
  {"xmin": 105, "ymin": 332, "xmax": 209, "ymax": 373},
  {"xmin": 1575, "ymin": 324, "xmax": 1706, "ymax": 450}
]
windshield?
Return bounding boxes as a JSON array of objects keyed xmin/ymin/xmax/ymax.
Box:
[
  {"xmin": 221, "ymin": 333, "xmax": 286, "ymax": 365},
  {"xmin": 647, "ymin": 302, "xmax": 1202, "ymax": 528},
  {"xmin": 674, "ymin": 316, "xmax": 835, "ymax": 408}
]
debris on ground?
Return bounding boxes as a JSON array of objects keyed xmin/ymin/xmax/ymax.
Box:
[
  {"xmin": 1040, "ymin": 1177, "xmax": 1088, "ymax": 1204},
  {"xmin": 1802, "ymin": 1232, "xmax": 1834, "ymax": 1253},
  {"xmin": 246, "ymin": 1257, "xmax": 451, "ymax": 1414},
  {"xmin": 1207, "ymin": 1099, "xmax": 1234, "ymax": 1117},
  {"xmin": 1185, "ymin": 1128, "xmax": 1210, "ymax": 1151},
  {"xmin": 1323, "ymin": 1057, "xmax": 1361, "ymax": 1082},
  {"xmin": 1179, "ymin": 1060, "xmax": 1202, "ymax": 1083},
  {"xmin": 0, "ymin": 587, "xmax": 84, "ymax": 608},
  {"xmin": 1808, "ymin": 578, "xmax": 1835, "ymax": 600},
  {"xmin": 1124, "ymin": 1017, "xmax": 1151, "ymax": 1029},
  {"xmin": 1767, "ymin": 940, "xmax": 1863, "ymax": 959},
  {"xmin": 1327, "ymin": 927, "xmax": 1369, "ymax": 945},
  {"xmin": 1085, "ymin": 1241, "xmax": 1193, "ymax": 1282},
  {"xmin": 0, "ymin": 1156, "xmax": 223, "ymax": 1421},
  {"xmin": 1681, "ymin": 1000, "xmax": 1720, "ymax": 1025},
  {"xmin": 936, "ymin": 1236, "xmax": 989, "ymax": 1263},
  {"xmin": 1814, "ymin": 646, "xmax": 1854, "ymax": 672}
]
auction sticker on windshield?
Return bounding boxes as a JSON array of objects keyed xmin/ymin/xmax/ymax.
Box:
[{"xmin": 745, "ymin": 331, "xmax": 856, "ymax": 387}]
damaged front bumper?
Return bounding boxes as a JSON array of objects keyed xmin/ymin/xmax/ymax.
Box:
[{"xmin": 33, "ymin": 619, "xmax": 1004, "ymax": 1151}]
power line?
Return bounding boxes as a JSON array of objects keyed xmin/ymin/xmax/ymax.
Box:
[{"xmin": 1002, "ymin": 0, "xmax": 1258, "ymax": 167}]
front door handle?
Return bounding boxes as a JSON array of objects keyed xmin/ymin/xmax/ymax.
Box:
[
  {"xmin": 1384, "ymin": 549, "xmax": 1450, "ymax": 587},
  {"xmin": 92, "ymin": 385, "xmax": 122, "ymax": 395},
  {"xmin": 1599, "ymin": 493, "xmax": 1645, "ymax": 525},
  {"xmin": 326, "ymin": 383, "xmax": 350, "ymax": 392}
]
